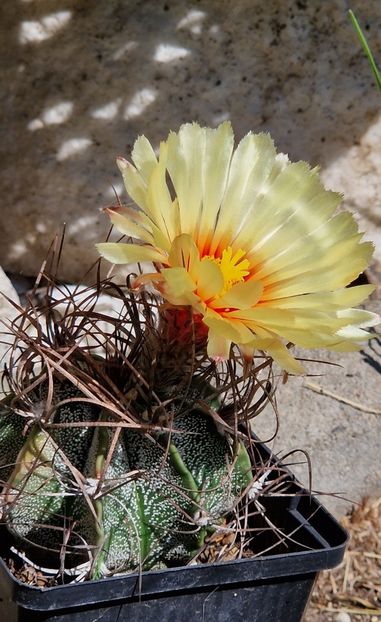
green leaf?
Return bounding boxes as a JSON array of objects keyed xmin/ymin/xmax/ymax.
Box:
[{"xmin": 349, "ymin": 9, "xmax": 381, "ymax": 92}]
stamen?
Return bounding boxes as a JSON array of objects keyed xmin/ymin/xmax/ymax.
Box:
[{"xmin": 204, "ymin": 246, "xmax": 250, "ymax": 293}]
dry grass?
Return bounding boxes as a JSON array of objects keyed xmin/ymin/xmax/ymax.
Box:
[{"xmin": 307, "ymin": 497, "xmax": 381, "ymax": 621}]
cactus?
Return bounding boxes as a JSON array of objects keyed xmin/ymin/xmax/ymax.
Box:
[{"xmin": 0, "ymin": 288, "xmax": 258, "ymax": 579}]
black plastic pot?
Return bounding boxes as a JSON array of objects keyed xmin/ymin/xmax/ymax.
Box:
[{"xmin": 0, "ymin": 443, "xmax": 347, "ymax": 622}]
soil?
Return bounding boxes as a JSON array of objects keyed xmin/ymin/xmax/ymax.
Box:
[{"xmin": 307, "ymin": 497, "xmax": 381, "ymax": 622}]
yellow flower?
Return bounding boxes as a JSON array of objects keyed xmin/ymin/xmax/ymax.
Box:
[{"xmin": 97, "ymin": 122, "xmax": 379, "ymax": 373}]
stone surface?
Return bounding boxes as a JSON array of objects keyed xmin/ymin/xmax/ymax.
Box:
[{"xmin": 0, "ymin": 0, "xmax": 380, "ymax": 281}]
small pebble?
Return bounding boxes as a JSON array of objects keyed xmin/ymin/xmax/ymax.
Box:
[{"xmin": 334, "ymin": 613, "xmax": 351, "ymax": 622}]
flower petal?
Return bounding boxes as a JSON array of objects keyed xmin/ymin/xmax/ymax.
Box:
[
  {"xmin": 168, "ymin": 234, "xmax": 200, "ymax": 277},
  {"xmin": 196, "ymin": 259, "xmax": 224, "ymax": 300},
  {"xmin": 96, "ymin": 242, "xmax": 167, "ymax": 265},
  {"xmin": 259, "ymin": 284, "xmax": 375, "ymax": 310},
  {"xmin": 264, "ymin": 340, "xmax": 305, "ymax": 375},
  {"xmin": 335, "ymin": 309, "xmax": 380, "ymax": 342},
  {"xmin": 207, "ymin": 330, "xmax": 232, "ymax": 360},
  {"xmin": 146, "ymin": 142, "xmax": 176, "ymax": 242},
  {"xmin": 160, "ymin": 267, "xmax": 201, "ymax": 307},
  {"xmin": 131, "ymin": 135, "xmax": 158, "ymax": 182},
  {"xmin": 116, "ymin": 157, "xmax": 148, "ymax": 211},
  {"xmin": 104, "ymin": 207, "xmax": 154, "ymax": 243},
  {"xmin": 203, "ymin": 314, "xmax": 243, "ymax": 342},
  {"xmin": 247, "ymin": 190, "xmax": 342, "ymax": 280},
  {"xmin": 211, "ymin": 279, "xmax": 263, "ymax": 310},
  {"xmin": 261, "ymin": 240, "xmax": 374, "ymax": 298},
  {"xmin": 210, "ymin": 133, "xmax": 277, "ymax": 254},
  {"xmin": 228, "ymin": 307, "xmax": 296, "ymax": 330},
  {"xmin": 166, "ymin": 123, "xmax": 205, "ymax": 236},
  {"xmin": 336, "ymin": 308, "xmax": 380, "ymax": 328},
  {"xmin": 196, "ymin": 122, "xmax": 234, "ymax": 253},
  {"xmin": 203, "ymin": 313, "xmax": 255, "ymax": 344},
  {"xmin": 237, "ymin": 162, "xmax": 338, "ymax": 254},
  {"xmin": 252, "ymin": 211, "xmax": 371, "ymax": 294}
]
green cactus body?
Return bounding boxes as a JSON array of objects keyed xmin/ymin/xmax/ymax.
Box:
[
  {"xmin": 0, "ymin": 381, "xmax": 253, "ymax": 578},
  {"xmin": 0, "ymin": 397, "xmax": 26, "ymax": 483},
  {"xmin": 4, "ymin": 428, "xmax": 68, "ymax": 544},
  {"xmin": 1, "ymin": 381, "xmax": 100, "ymax": 555},
  {"xmin": 170, "ymin": 411, "xmax": 252, "ymax": 521},
  {"xmin": 84, "ymin": 426, "xmax": 200, "ymax": 577}
]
